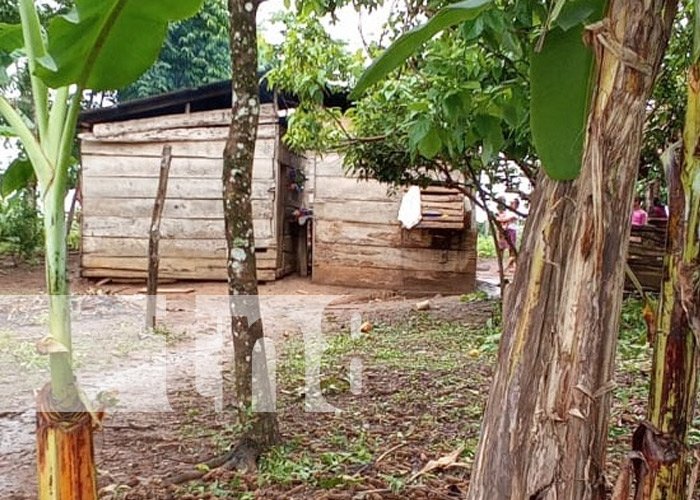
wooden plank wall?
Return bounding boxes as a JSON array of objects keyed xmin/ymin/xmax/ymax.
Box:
[
  {"xmin": 80, "ymin": 106, "xmax": 284, "ymax": 281},
  {"xmin": 311, "ymin": 154, "xmax": 477, "ymax": 294}
]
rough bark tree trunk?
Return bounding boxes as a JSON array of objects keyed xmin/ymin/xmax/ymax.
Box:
[
  {"xmin": 642, "ymin": 52, "xmax": 700, "ymax": 500},
  {"xmin": 466, "ymin": 2, "xmax": 676, "ymax": 499},
  {"xmin": 222, "ymin": 0, "xmax": 280, "ymax": 467}
]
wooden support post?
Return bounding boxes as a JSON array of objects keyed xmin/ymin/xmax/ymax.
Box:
[{"xmin": 145, "ymin": 145, "xmax": 172, "ymax": 329}]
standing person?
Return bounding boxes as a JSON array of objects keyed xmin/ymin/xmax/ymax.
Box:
[
  {"xmin": 631, "ymin": 197, "xmax": 648, "ymax": 226},
  {"xmin": 496, "ymin": 199, "xmax": 508, "ymax": 252},
  {"xmin": 497, "ymin": 198, "xmax": 519, "ymax": 273},
  {"xmin": 649, "ymin": 197, "xmax": 668, "ymax": 219}
]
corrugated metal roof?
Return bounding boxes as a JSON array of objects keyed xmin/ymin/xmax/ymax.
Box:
[{"xmin": 78, "ymin": 77, "xmax": 350, "ymax": 127}]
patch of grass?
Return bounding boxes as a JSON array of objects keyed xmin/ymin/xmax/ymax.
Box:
[
  {"xmin": 0, "ymin": 329, "xmax": 48, "ymax": 371},
  {"xmin": 259, "ymin": 444, "xmax": 317, "ymax": 485},
  {"xmin": 617, "ymin": 297, "xmax": 652, "ymax": 372},
  {"xmin": 183, "ymin": 478, "xmax": 239, "ymax": 498},
  {"xmin": 477, "ymin": 234, "xmax": 497, "ymax": 258},
  {"xmin": 150, "ymin": 323, "xmax": 186, "ymax": 345},
  {"xmin": 67, "ymin": 217, "xmax": 81, "ymax": 252},
  {"xmin": 460, "ymin": 290, "xmax": 489, "ymax": 303}
]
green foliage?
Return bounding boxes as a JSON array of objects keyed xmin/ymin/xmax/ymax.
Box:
[
  {"xmin": 37, "ymin": 0, "xmax": 204, "ymax": 90},
  {"xmin": 530, "ymin": 0, "xmax": 606, "ymax": 180},
  {"xmin": 641, "ymin": 3, "xmax": 693, "ymax": 185},
  {"xmin": 460, "ymin": 289, "xmax": 490, "ymax": 302},
  {"xmin": 67, "ymin": 214, "xmax": 80, "ymax": 251},
  {"xmin": 617, "ymin": 297, "xmax": 650, "ymax": 367},
  {"xmin": 0, "ymin": 156, "xmax": 33, "ymax": 197},
  {"xmin": 265, "ymin": 13, "xmax": 363, "ymax": 151},
  {"xmin": 119, "ymin": 0, "xmax": 230, "ymax": 100},
  {"xmin": 345, "ymin": 18, "xmax": 532, "ymax": 183},
  {"xmin": 477, "ymin": 234, "xmax": 497, "ymax": 258},
  {"xmin": 0, "ymin": 330, "xmax": 48, "ymax": 371},
  {"xmin": 351, "ymin": 0, "xmax": 494, "ymax": 99},
  {"xmin": 0, "ymin": 188, "xmax": 42, "ymax": 260},
  {"xmin": 268, "ymin": 1, "xmax": 537, "ymax": 207}
]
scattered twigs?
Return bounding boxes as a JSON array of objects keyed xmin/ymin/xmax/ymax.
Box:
[
  {"xmin": 104, "ymin": 422, "xmax": 153, "ymax": 431},
  {"xmin": 354, "ymin": 442, "xmax": 407, "ymax": 476}
]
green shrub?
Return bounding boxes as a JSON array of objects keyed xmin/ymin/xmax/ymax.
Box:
[
  {"xmin": 0, "ymin": 189, "xmax": 43, "ymax": 262},
  {"xmin": 477, "ymin": 234, "xmax": 497, "ymax": 258},
  {"xmin": 67, "ymin": 212, "xmax": 81, "ymax": 252}
]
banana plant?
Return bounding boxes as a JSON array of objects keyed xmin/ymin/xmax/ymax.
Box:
[
  {"xmin": 0, "ymin": 1, "xmax": 203, "ymax": 498},
  {"xmin": 643, "ymin": 2, "xmax": 700, "ymax": 496}
]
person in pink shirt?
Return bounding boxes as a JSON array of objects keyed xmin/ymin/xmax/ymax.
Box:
[{"xmin": 631, "ymin": 197, "xmax": 648, "ymax": 226}]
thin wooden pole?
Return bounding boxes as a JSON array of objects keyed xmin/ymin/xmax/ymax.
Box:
[{"xmin": 146, "ymin": 145, "xmax": 172, "ymax": 329}]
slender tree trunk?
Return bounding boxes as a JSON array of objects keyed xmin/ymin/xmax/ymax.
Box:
[
  {"xmin": 642, "ymin": 52, "xmax": 700, "ymax": 500},
  {"xmin": 223, "ymin": 0, "xmax": 280, "ymax": 465},
  {"xmin": 466, "ymin": 2, "xmax": 676, "ymax": 499}
]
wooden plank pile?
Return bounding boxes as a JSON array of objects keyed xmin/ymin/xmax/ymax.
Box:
[
  {"xmin": 415, "ymin": 186, "xmax": 466, "ymax": 230},
  {"xmin": 627, "ymin": 225, "xmax": 666, "ymax": 291}
]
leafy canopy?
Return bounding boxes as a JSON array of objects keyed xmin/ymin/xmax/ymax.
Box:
[{"xmin": 119, "ymin": 0, "xmax": 230, "ymax": 100}]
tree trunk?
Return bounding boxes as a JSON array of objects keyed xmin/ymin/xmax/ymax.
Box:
[
  {"xmin": 642, "ymin": 54, "xmax": 700, "ymax": 500},
  {"xmin": 466, "ymin": 2, "xmax": 676, "ymax": 499},
  {"xmin": 223, "ymin": 0, "xmax": 280, "ymax": 465}
]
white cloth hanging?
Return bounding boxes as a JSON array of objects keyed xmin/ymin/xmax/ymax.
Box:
[{"xmin": 398, "ymin": 186, "xmax": 422, "ymax": 229}]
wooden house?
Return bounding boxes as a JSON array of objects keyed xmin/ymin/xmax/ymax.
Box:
[
  {"xmin": 78, "ymin": 81, "xmax": 305, "ymax": 281},
  {"xmin": 78, "ymin": 81, "xmax": 477, "ymax": 293},
  {"xmin": 309, "ymin": 154, "xmax": 477, "ymax": 294}
]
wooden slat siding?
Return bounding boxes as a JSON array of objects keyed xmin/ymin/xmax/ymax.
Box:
[
  {"xmin": 313, "ymin": 153, "xmax": 345, "ymax": 177},
  {"xmin": 82, "ymin": 176, "xmax": 275, "ymax": 200},
  {"xmin": 314, "ymin": 242, "xmax": 473, "ymax": 273},
  {"xmin": 79, "ymin": 104, "xmax": 298, "ymax": 282},
  {"xmin": 83, "ymin": 238, "xmax": 282, "ymax": 272},
  {"xmin": 82, "ymin": 151, "xmax": 275, "ymax": 179},
  {"xmin": 81, "ymin": 138, "xmax": 275, "ymax": 160},
  {"xmin": 81, "ymin": 262, "xmax": 277, "ymax": 282},
  {"xmin": 314, "ymin": 220, "xmax": 473, "ymax": 251},
  {"xmin": 312, "ymin": 152, "xmax": 477, "ymax": 294},
  {"xmin": 313, "ymin": 200, "xmax": 399, "ymax": 225},
  {"xmin": 312, "ymin": 264, "xmax": 475, "ymax": 294},
  {"xmin": 315, "ymin": 176, "xmax": 398, "ymax": 202},
  {"xmin": 90, "ymin": 106, "xmax": 277, "ymax": 138},
  {"xmin": 83, "ymin": 198, "xmax": 273, "ymax": 220},
  {"xmin": 84, "ymin": 237, "xmax": 226, "ymax": 257},
  {"xmin": 82, "ymin": 216, "xmax": 274, "ymax": 244}
]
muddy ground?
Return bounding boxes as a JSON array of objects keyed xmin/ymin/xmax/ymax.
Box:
[
  {"xmin": 0, "ymin": 255, "xmax": 671, "ymax": 500},
  {"xmin": 0, "ymin": 254, "xmax": 503, "ymax": 499}
]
